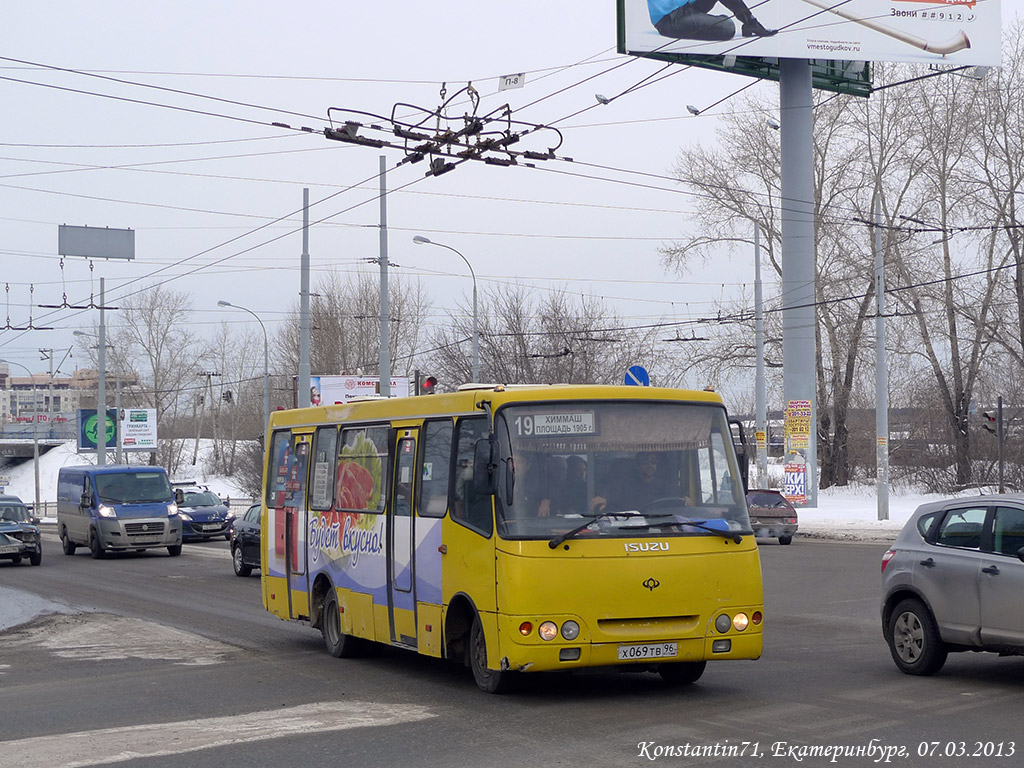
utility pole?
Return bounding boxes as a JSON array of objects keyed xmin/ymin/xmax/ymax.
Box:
[
  {"xmin": 378, "ymin": 155, "xmax": 391, "ymax": 398},
  {"xmin": 299, "ymin": 187, "xmax": 311, "ymax": 408},
  {"xmin": 754, "ymin": 223, "xmax": 768, "ymax": 485},
  {"xmin": 193, "ymin": 371, "xmax": 221, "ymax": 466},
  {"xmin": 874, "ymin": 193, "xmax": 889, "ymax": 521}
]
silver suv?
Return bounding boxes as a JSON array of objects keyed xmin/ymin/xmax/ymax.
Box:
[{"xmin": 881, "ymin": 495, "xmax": 1024, "ymax": 675}]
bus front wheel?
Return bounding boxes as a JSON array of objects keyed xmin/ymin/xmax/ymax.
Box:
[
  {"xmin": 659, "ymin": 660, "xmax": 706, "ymax": 686},
  {"xmin": 470, "ymin": 615, "xmax": 513, "ymax": 694},
  {"xmin": 322, "ymin": 591, "xmax": 361, "ymax": 658}
]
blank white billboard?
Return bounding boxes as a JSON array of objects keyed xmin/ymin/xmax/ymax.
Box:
[{"xmin": 621, "ymin": 0, "xmax": 1002, "ymax": 67}]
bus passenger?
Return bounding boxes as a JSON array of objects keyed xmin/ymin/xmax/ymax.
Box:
[
  {"xmin": 512, "ymin": 452, "xmax": 551, "ymax": 517},
  {"xmin": 556, "ymin": 455, "xmax": 589, "ymax": 515}
]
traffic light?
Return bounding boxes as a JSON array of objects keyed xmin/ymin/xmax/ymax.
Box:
[
  {"xmin": 982, "ymin": 410, "xmax": 997, "ymax": 435},
  {"xmin": 422, "ymin": 376, "xmax": 438, "ymax": 395},
  {"xmin": 222, "ymin": 390, "xmax": 233, "ymax": 404}
]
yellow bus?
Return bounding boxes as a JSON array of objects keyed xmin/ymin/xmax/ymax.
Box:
[{"xmin": 261, "ymin": 384, "xmax": 763, "ymax": 692}]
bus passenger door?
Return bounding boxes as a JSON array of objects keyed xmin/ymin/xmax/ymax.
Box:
[
  {"xmin": 388, "ymin": 431, "xmax": 418, "ymax": 646},
  {"xmin": 285, "ymin": 433, "xmax": 311, "ymax": 619}
]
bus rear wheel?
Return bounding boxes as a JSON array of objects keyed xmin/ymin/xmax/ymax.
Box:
[
  {"xmin": 658, "ymin": 660, "xmax": 706, "ymax": 686},
  {"xmin": 470, "ymin": 614, "xmax": 513, "ymax": 694},
  {"xmin": 322, "ymin": 591, "xmax": 361, "ymax": 658}
]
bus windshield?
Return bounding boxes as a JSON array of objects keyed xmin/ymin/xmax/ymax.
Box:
[{"xmin": 496, "ymin": 401, "xmax": 751, "ymax": 541}]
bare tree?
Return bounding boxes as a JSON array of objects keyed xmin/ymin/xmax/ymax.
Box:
[
  {"xmin": 276, "ymin": 268, "xmax": 431, "ymax": 385},
  {"xmin": 99, "ymin": 284, "xmax": 204, "ymax": 473},
  {"xmin": 428, "ymin": 285, "xmax": 658, "ymax": 387}
]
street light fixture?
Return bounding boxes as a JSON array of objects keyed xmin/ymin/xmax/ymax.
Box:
[
  {"xmin": 0, "ymin": 358, "xmax": 41, "ymax": 515},
  {"xmin": 412, "ymin": 235, "xmax": 479, "ymax": 382},
  {"xmin": 218, "ymin": 300, "xmax": 270, "ymax": 435},
  {"xmin": 74, "ymin": 330, "xmax": 123, "ymax": 464}
]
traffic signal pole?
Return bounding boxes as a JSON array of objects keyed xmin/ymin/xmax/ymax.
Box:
[{"xmin": 998, "ymin": 395, "xmax": 1004, "ymax": 493}]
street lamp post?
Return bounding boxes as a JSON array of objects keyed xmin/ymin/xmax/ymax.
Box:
[
  {"xmin": 412, "ymin": 235, "xmax": 479, "ymax": 382},
  {"xmin": 218, "ymin": 300, "xmax": 270, "ymax": 435},
  {"xmin": 1, "ymin": 359, "xmax": 41, "ymax": 515}
]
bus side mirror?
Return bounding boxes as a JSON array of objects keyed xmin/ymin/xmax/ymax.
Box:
[
  {"xmin": 473, "ymin": 436, "xmax": 500, "ymax": 495},
  {"xmin": 80, "ymin": 491, "xmax": 93, "ymax": 508},
  {"xmin": 174, "ymin": 488, "xmax": 184, "ymax": 505},
  {"xmin": 728, "ymin": 417, "xmax": 750, "ymax": 493}
]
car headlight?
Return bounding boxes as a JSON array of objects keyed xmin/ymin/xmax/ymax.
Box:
[
  {"xmin": 97, "ymin": 505, "xmax": 116, "ymax": 518},
  {"xmin": 179, "ymin": 511, "xmax": 193, "ymax": 521},
  {"xmin": 538, "ymin": 621, "xmax": 559, "ymax": 641},
  {"xmin": 167, "ymin": 503, "xmax": 178, "ymax": 516},
  {"xmin": 561, "ymin": 620, "xmax": 580, "ymax": 641}
]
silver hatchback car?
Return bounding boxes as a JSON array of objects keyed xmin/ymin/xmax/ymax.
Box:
[{"xmin": 881, "ymin": 495, "xmax": 1024, "ymax": 675}]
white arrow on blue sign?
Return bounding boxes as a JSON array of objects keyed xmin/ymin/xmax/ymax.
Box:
[{"xmin": 625, "ymin": 365, "xmax": 649, "ymax": 387}]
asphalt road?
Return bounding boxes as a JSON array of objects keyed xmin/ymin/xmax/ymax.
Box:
[{"xmin": 1, "ymin": 534, "xmax": 1022, "ymax": 768}]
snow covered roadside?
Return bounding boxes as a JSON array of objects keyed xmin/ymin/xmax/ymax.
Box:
[{"xmin": 0, "ymin": 586, "xmax": 78, "ymax": 632}]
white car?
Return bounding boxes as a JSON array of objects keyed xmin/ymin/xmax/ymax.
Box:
[{"xmin": 881, "ymin": 495, "xmax": 1024, "ymax": 675}]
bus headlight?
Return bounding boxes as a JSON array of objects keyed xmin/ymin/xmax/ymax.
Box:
[
  {"xmin": 733, "ymin": 613, "xmax": 750, "ymax": 631},
  {"xmin": 538, "ymin": 621, "xmax": 558, "ymax": 641},
  {"xmin": 715, "ymin": 614, "xmax": 732, "ymax": 633},
  {"xmin": 97, "ymin": 505, "xmax": 116, "ymax": 518},
  {"xmin": 561, "ymin": 621, "xmax": 580, "ymax": 641},
  {"xmin": 167, "ymin": 503, "xmax": 178, "ymax": 516}
]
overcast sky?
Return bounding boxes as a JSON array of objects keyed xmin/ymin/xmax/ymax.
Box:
[{"xmin": 1, "ymin": 0, "xmax": 1019, "ymax": 386}]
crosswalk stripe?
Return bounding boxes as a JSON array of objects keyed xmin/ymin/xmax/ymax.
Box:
[{"xmin": 2, "ymin": 701, "xmax": 436, "ymax": 768}]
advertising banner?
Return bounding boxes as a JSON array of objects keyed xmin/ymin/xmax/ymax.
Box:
[
  {"xmin": 77, "ymin": 409, "xmax": 117, "ymax": 453},
  {"xmin": 621, "ymin": 0, "xmax": 1001, "ymax": 66},
  {"xmin": 784, "ymin": 461, "xmax": 808, "ymax": 504},
  {"xmin": 120, "ymin": 408, "xmax": 158, "ymax": 451},
  {"xmin": 300, "ymin": 375, "xmax": 412, "ymax": 406}
]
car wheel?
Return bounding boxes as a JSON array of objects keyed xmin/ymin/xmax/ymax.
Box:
[
  {"xmin": 29, "ymin": 550, "xmax": 42, "ymax": 566},
  {"xmin": 61, "ymin": 528, "xmax": 77, "ymax": 555},
  {"xmin": 887, "ymin": 598, "xmax": 948, "ymax": 675},
  {"xmin": 232, "ymin": 545, "xmax": 252, "ymax": 577},
  {"xmin": 470, "ymin": 614, "xmax": 514, "ymax": 693},
  {"xmin": 89, "ymin": 530, "xmax": 106, "ymax": 559},
  {"xmin": 322, "ymin": 590, "xmax": 362, "ymax": 658},
  {"xmin": 659, "ymin": 660, "xmax": 707, "ymax": 686},
  {"xmin": 167, "ymin": 544, "xmax": 182, "ymax": 557},
  {"xmin": 779, "ymin": 535, "xmax": 793, "ymax": 545}
]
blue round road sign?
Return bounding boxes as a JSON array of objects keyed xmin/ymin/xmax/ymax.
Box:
[{"xmin": 625, "ymin": 365, "xmax": 650, "ymax": 387}]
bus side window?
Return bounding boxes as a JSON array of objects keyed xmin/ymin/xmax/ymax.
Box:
[
  {"xmin": 418, "ymin": 420, "xmax": 453, "ymax": 518},
  {"xmin": 451, "ymin": 417, "xmax": 493, "ymax": 536},
  {"xmin": 266, "ymin": 430, "xmax": 293, "ymax": 509},
  {"xmin": 336, "ymin": 425, "xmax": 389, "ymax": 513},
  {"xmin": 310, "ymin": 426, "xmax": 338, "ymax": 511}
]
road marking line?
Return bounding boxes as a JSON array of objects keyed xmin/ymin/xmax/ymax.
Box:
[{"xmin": 1, "ymin": 701, "xmax": 436, "ymax": 768}]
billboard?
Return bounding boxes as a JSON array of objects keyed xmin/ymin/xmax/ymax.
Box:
[
  {"xmin": 299, "ymin": 375, "xmax": 412, "ymax": 406},
  {"xmin": 77, "ymin": 409, "xmax": 117, "ymax": 453},
  {"xmin": 58, "ymin": 224, "xmax": 135, "ymax": 261},
  {"xmin": 620, "ymin": 0, "xmax": 1001, "ymax": 67},
  {"xmin": 119, "ymin": 408, "xmax": 158, "ymax": 451}
]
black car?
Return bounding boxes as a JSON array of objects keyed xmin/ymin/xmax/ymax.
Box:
[
  {"xmin": 229, "ymin": 503, "xmax": 261, "ymax": 577},
  {"xmin": 174, "ymin": 486, "xmax": 234, "ymax": 542},
  {"xmin": 0, "ymin": 494, "xmax": 43, "ymax": 566}
]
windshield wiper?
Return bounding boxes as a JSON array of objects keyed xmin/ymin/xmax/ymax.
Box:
[{"xmin": 548, "ymin": 511, "xmax": 645, "ymax": 549}]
